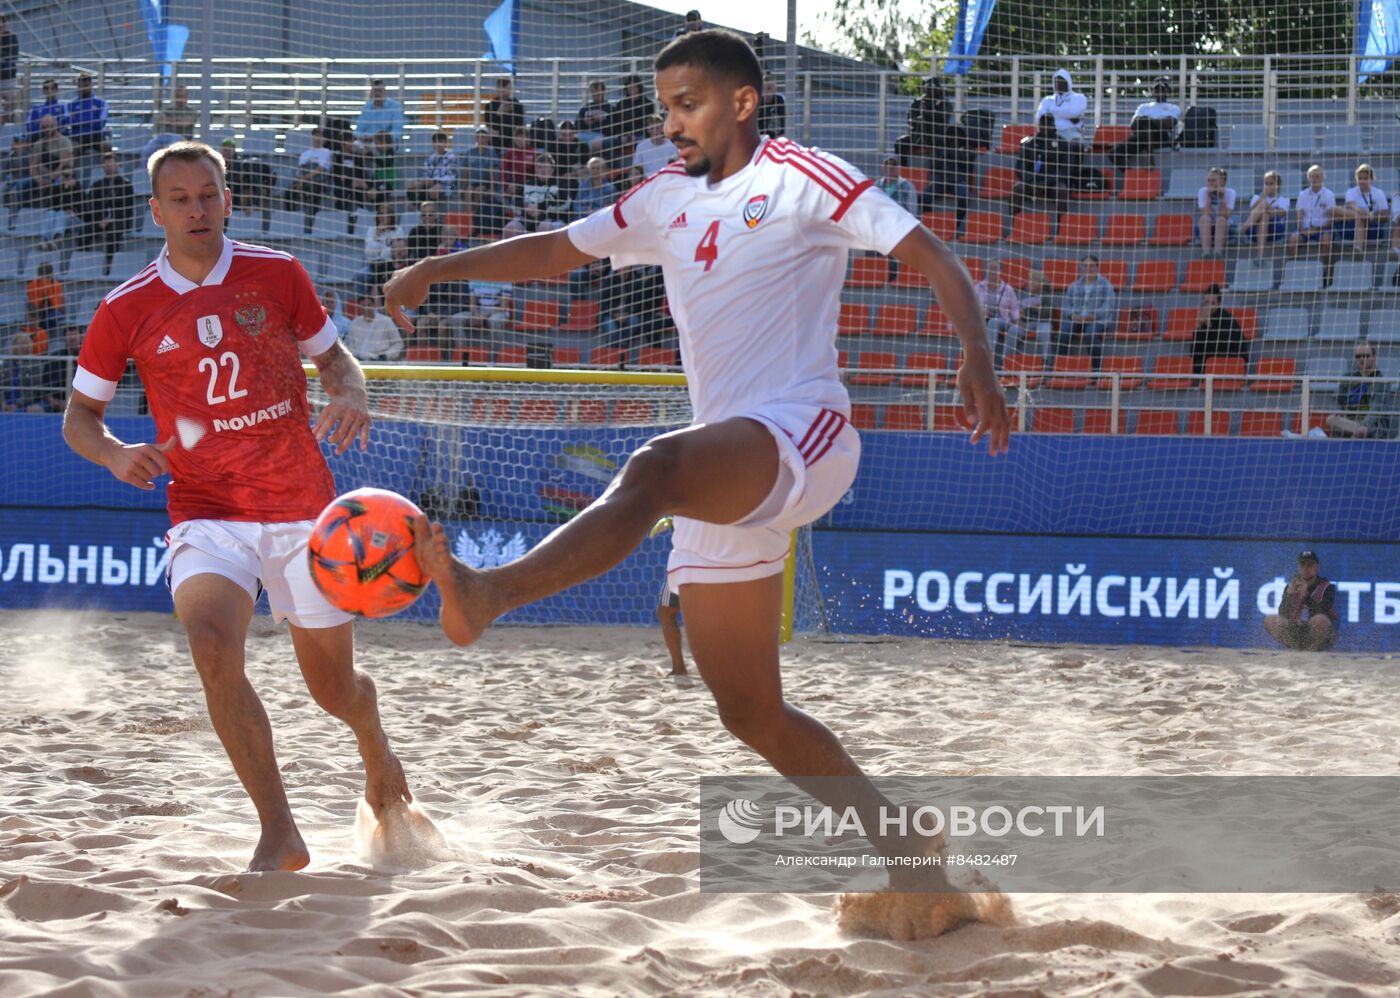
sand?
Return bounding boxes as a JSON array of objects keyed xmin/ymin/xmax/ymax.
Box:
[{"xmin": 2, "ymin": 607, "xmax": 1399, "ymax": 996}]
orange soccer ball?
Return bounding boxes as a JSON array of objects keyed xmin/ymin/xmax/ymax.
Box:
[{"xmin": 307, "ymin": 488, "xmax": 428, "ymax": 618}]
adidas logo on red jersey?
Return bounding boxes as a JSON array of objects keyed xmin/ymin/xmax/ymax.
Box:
[
  {"xmin": 668, "ymin": 212, "xmax": 688, "ymax": 229},
  {"xmin": 156, "ymin": 335, "xmax": 179, "ymax": 355}
]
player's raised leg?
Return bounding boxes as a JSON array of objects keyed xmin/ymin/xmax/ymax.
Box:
[
  {"xmin": 413, "ymin": 416, "xmax": 780, "ymax": 647},
  {"xmin": 290, "ymin": 622, "xmax": 411, "ymax": 814},
  {"xmin": 173, "ymin": 574, "xmax": 309, "ymax": 872}
]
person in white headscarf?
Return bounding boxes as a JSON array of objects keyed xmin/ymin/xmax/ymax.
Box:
[{"xmin": 1037, "ymin": 69, "xmax": 1088, "ymax": 147}]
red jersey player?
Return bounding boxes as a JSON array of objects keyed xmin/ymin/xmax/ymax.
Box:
[
  {"xmin": 386, "ymin": 32, "xmax": 1011, "ymax": 937},
  {"xmin": 63, "ymin": 142, "xmax": 411, "ymax": 872}
]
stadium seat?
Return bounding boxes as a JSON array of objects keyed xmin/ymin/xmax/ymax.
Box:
[
  {"xmin": 961, "ymin": 210, "xmax": 1006, "ymax": 244},
  {"xmin": 892, "ymin": 262, "xmax": 929, "ymax": 288},
  {"xmin": 899, "ymin": 165, "xmax": 929, "ymax": 190},
  {"xmin": 1163, "ymin": 306, "xmax": 1198, "ymax": 341},
  {"xmin": 572, "ymin": 399, "xmax": 608, "ymax": 423},
  {"xmin": 1082, "ymin": 408, "xmax": 1118, "ymax": 434},
  {"xmin": 932, "ymin": 405, "xmax": 976, "ymax": 431},
  {"xmin": 1043, "ymin": 257, "xmax": 1080, "ymax": 291},
  {"xmin": 1187, "ymin": 411, "xmax": 1231, "ymax": 436},
  {"xmin": 1203, "ymin": 356, "xmax": 1246, "ymax": 391},
  {"xmin": 1278, "ymin": 259, "xmax": 1324, "ymax": 292},
  {"xmin": 470, "ymin": 397, "xmax": 515, "ymax": 422},
  {"xmin": 1031, "ymin": 407, "xmax": 1076, "ymax": 433},
  {"xmin": 1056, "ymin": 213, "xmax": 1099, "ymax": 245},
  {"xmin": 920, "ymin": 302, "xmax": 953, "ymax": 337},
  {"xmin": 1263, "ymin": 307, "xmax": 1312, "ymax": 342},
  {"xmin": 1234, "ymin": 307, "xmax": 1260, "ymax": 341},
  {"xmin": 871, "ymin": 303, "xmax": 920, "ymax": 336},
  {"xmin": 1098, "ymin": 356, "xmax": 1146, "ymax": 390},
  {"xmin": 883, "ymin": 405, "xmax": 928, "ymax": 431},
  {"xmin": 637, "ymin": 346, "xmax": 678, "ymax": 367},
  {"xmin": 1115, "ymin": 305, "xmax": 1159, "ymax": 340},
  {"xmin": 1316, "ymin": 306, "xmax": 1361, "ymax": 341},
  {"xmin": 1228, "ymin": 124, "xmax": 1269, "ymax": 152},
  {"xmin": 517, "ymin": 399, "xmax": 560, "ymax": 422},
  {"xmin": 1009, "ymin": 212, "xmax": 1053, "ymax": 246},
  {"xmin": 1239, "ymin": 411, "xmax": 1285, "ymax": 437},
  {"xmin": 850, "ymin": 403, "xmax": 880, "ymax": 430},
  {"xmin": 1091, "ymin": 124, "xmax": 1131, "ymax": 149},
  {"xmin": 1164, "ymin": 168, "xmax": 1202, "ymax": 201},
  {"xmin": 1001, "ymin": 352, "xmax": 1044, "ymax": 388},
  {"xmin": 1098, "ymin": 259, "xmax": 1129, "ymax": 289},
  {"xmin": 561, "ymin": 299, "xmax": 599, "ymax": 333},
  {"xmin": 1073, "ymin": 167, "xmax": 1115, "ymax": 200},
  {"xmin": 591, "ymin": 346, "xmax": 627, "ymax": 367},
  {"xmin": 1118, "ymin": 168, "xmax": 1161, "ymax": 200},
  {"xmin": 1275, "ymin": 123, "xmax": 1316, "ymax": 154},
  {"xmin": 1102, "ymin": 215, "xmax": 1146, "ymax": 246},
  {"xmin": 1367, "ymin": 309, "xmax": 1400, "ymax": 344},
  {"xmin": 515, "ymin": 299, "xmax": 561, "ymax": 332},
  {"xmin": 901, "ymin": 351, "xmax": 947, "ymax": 387},
  {"xmin": 849, "ymin": 351, "xmax": 897, "ymax": 385},
  {"xmin": 1133, "ymin": 259, "xmax": 1178, "ymax": 292},
  {"xmin": 552, "ymin": 346, "xmax": 583, "ymax": 367},
  {"xmin": 442, "ymin": 211, "xmax": 474, "ymax": 237},
  {"xmin": 979, "ymin": 166, "xmax": 1017, "ymax": 199},
  {"xmin": 1150, "ymin": 354, "xmax": 1197, "ymax": 389},
  {"xmin": 959, "ymin": 257, "xmax": 984, "ymax": 284},
  {"xmin": 1048, "ymin": 354, "xmax": 1095, "ymax": 389},
  {"xmin": 403, "ymin": 345, "xmax": 442, "ymax": 363},
  {"xmin": 921, "ymin": 210, "xmax": 959, "ymax": 242},
  {"xmin": 496, "ymin": 344, "xmax": 528, "ymax": 366},
  {"xmin": 1232, "ymin": 258, "xmax": 1275, "ymax": 292},
  {"xmin": 1134, "ymin": 409, "xmax": 1181, "ymax": 434},
  {"xmin": 998, "ymin": 123, "xmax": 1037, "ymax": 154},
  {"xmin": 613, "ymin": 399, "xmax": 656, "ymax": 422},
  {"xmin": 1149, "ymin": 214, "xmax": 1195, "ymax": 247},
  {"xmin": 1000, "ymin": 256, "xmax": 1031, "ymax": 290},
  {"xmin": 1180, "ymin": 258, "xmax": 1226, "ymax": 292},
  {"xmin": 837, "ymin": 302, "xmax": 869, "ymax": 335},
  {"xmin": 456, "ymin": 346, "xmax": 491, "ymax": 365},
  {"xmin": 1250, "ymin": 356, "xmax": 1298, "ymax": 392},
  {"xmin": 1330, "ymin": 260, "xmax": 1374, "ymax": 292},
  {"xmin": 846, "ymin": 255, "xmax": 890, "ymax": 288}
]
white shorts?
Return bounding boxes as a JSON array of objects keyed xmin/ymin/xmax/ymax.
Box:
[
  {"xmin": 667, "ymin": 403, "xmax": 859, "ymax": 587},
  {"xmin": 166, "ymin": 519, "xmax": 353, "ymax": 629}
]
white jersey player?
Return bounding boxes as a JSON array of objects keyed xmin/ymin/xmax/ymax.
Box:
[{"xmin": 385, "ymin": 28, "xmax": 1011, "ymax": 939}]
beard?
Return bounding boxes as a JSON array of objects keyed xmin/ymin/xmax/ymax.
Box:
[{"xmin": 677, "ymin": 144, "xmax": 710, "ymax": 177}]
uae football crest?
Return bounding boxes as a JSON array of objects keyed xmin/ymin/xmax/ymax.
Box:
[
  {"xmin": 196, "ymin": 314, "xmax": 224, "ymax": 348},
  {"xmin": 743, "ymin": 194, "xmax": 769, "ymax": 229},
  {"xmin": 234, "ymin": 303, "xmax": 267, "ymax": 337}
]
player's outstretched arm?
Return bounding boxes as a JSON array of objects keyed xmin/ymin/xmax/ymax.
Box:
[
  {"xmin": 889, "ymin": 226, "xmax": 1010, "ymax": 455},
  {"xmin": 63, "ymin": 390, "xmax": 174, "ymax": 491},
  {"xmin": 309, "ymin": 340, "xmax": 371, "ymax": 454},
  {"xmin": 383, "ymin": 228, "xmax": 597, "ymax": 332}
]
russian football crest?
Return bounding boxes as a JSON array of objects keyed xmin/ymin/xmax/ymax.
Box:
[
  {"xmin": 196, "ymin": 314, "xmax": 223, "ymax": 348},
  {"xmin": 743, "ymin": 194, "xmax": 769, "ymax": 229},
  {"xmin": 234, "ymin": 303, "xmax": 267, "ymax": 337}
]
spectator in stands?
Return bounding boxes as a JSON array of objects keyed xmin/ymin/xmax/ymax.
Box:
[
  {"xmin": 876, "ymin": 153, "xmax": 917, "ymax": 216},
  {"xmin": 328, "ymin": 131, "xmax": 373, "ymax": 228},
  {"xmin": 757, "ymin": 72, "xmax": 786, "ymax": 138},
  {"xmin": 632, "ymin": 115, "xmax": 677, "ymax": 176},
  {"xmin": 354, "ymin": 79, "xmax": 404, "ymax": 148},
  {"xmin": 407, "ymin": 199, "xmax": 451, "ymax": 262},
  {"xmin": 895, "ymin": 77, "xmax": 952, "ymax": 165},
  {"xmin": 1056, "ymin": 253, "xmax": 1115, "ymax": 370},
  {"xmin": 975, "ymin": 258, "xmax": 1025, "ymax": 366},
  {"xmin": 37, "ymin": 151, "xmax": 133, "ymax": 275},
  {"xmin": 1341, "ymin": 162, "xmax": 1389, "ymax": 257},
  {"xmin": 145, "ymin": 84, "xmax": 196, "ymax": 161},
  {"xmin": 623, "ymin": 165, "xmax": 645, "ymax": 190},
  {"xmin": 464, "ymin": 180, "xmax": 509, "ymax": 241},
  {"xmin": 550, "ymin": 120, "xmax": 589, "ymax": 200},
  {"xmin": 464, "ymin": 273, "xmax": 514, "ymax": 341},
  {"xmin": 1263, "ymin": 550, "xmax": 1337, "ymax": 650},
  {"xmin": 284, "ymin": 125, "xmax": 332, "ymax": 228},
  {"xmin": 461, "ymin": 126, "xmax": 500, "ymax": 195},
  {"xmin": 322, "ymin": 290, "xmax": 351, "ymax": 339},
  {"xmin": 2, "ymin": 132, "xmax": 29, "ymax": 218},
  {"xmin": 606, "ymin": 75, "xmax": 655, "ymax": 167},
  {"xmin": 1110, "ymin": 78, "xmax": 1180, "ymax": 170},
  {"xmin": 602, "ymin": 262, "xmax": 666, "ymax": 347},
  {"xmin": 1037, "ymin": 69, "xmax": 1088, "ymax": 147},
  {"xmin": 407, "ymin": 130, "xmax": 459, "ymax": 203},
  {"xmin": 485, "ymin": 77, "xmax": 525, "ymax": 152},
  {"xmin": 27, "ymin": 262, "xmax": 63, "ymax": 336},
  {"xmin": 1326, "ymin": 340, "xmax": 1395, "ymax": 438},
  {"xmin": 25, "ymin": 79, "xmax": 68, "ymax": 139},
  {"xmin": 1288, "ymin": 164, "xmax": 1338, "ymax": 285},
  {"xmin": 345, "ymin": 291, "xmax": 404, "ymax": 362},
  {"xmin": 1021, "ymin": 269, "xmax": 1053, "ymax": 351},
  {"xmin": 675, "ymin": 9, "xmax": 704, "ymax": 36},
  {"xmin": 521, "ymin": 153, "xmax": 569, "ymax": 232},
  {"xmin": 1196, "ymin": 166, "xmax": 1236, "ymax": 258},
  {"xmin": 572, "ymin": 156, "xmax": 616, "ymax": 217},
  {"xmin": 1239, "ymin": 169, "xmax": 1289, "ymax": 259},
  {"xmin": 65, "ymin": 74, "xmax": 108, "ymax": 160},
  {"xmin": 0, "ymin": 14, "xmax": 17, "ymax": 125},
  {"xmin": 369, "ymin": 129, "xmax": 398, "ymax": 201},
  {"xmin": 1010, "ymin": 114, "xmax": 1074, "ymax": 217},
  {"xmin": 27, "ymin": 114, "xmax": 75, "ymax": 210},
  {"xmin": 2, "ymin": 328, "xmax": 50, "ymax": 412},
  {"xmin": 575, "ymin": 80, "xmax": 612, "ymax": 153},
  {"xmin": 220, "ymin": 138, "xmax": 274, "ymax": 233},
  {"xmin": 1190, "ymin": 283, "xmax": 1247, "ymax": 375},
  {"xmin": 364, "ymin": 201, "xmax": 405, "ymax": 265},
  {"xmin": 499, "ymin": 125, "xmax": 536, "ymax": 203}
]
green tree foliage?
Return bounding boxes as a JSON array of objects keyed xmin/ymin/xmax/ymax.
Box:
[{"xmin": 805, "ymin": 0, "xmax": 956, "ymax": 70}]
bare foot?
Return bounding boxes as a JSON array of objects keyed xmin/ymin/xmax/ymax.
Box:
[
  {"xmin": 668, "ymin": 663, "xmax": 688, "ymax": 676},
  {"xmin": 248, "ymin": 825, "xmax": 310, "ymax": 872},
  {"xmin": 361, "ymin": 734, "xmax": 411, "ymax": 814},
  {"xmin": 412, "ymin": 516, "xmax": 493, "ymax": 646}
]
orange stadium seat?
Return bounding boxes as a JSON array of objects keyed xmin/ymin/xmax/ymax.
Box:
[
  {"xmin": 1163, "ymin": 306, "xmax": 1199, "ymax": 341},
  {"xmin": 1133, "ymin": 260, "xmax": 1178, "ymax": 292},
  {"xmin": 1181, "ymin": 258, "xmax": 1227, "ymax": 292},
  {"xmin": 1239, "ymin": 411, "xmax": 1285, "ymax": 436},
  {"xmin": 442, "ymin": 211, "xmax": 474, "ymax": 236},
  {"xmin": 846, "ymin": 255, "xmax": 890, "ymax": 288},
  {"xmin": 1135, "ymin": 409, "xmax": 1180, "ymax": 434},
  {"xmin": 516, "ymin": 399, "xmax": 560, "ymax": 422},
  {"xmin": 515, "ymin": 299, "xmax": 561, "ymax": 332},
  {"xmin": 1083, "ymin": 408, "xmax": 1118, "ymax": 434},
  {"xmin": 920, "ymin": 302, "xmax": 953, "ymax": 337},
  {"xmin": 591, "ymin": 346, "xmax": 626, "ymax": 367},
  {"xmin": 495, "ymin": 344, "xmax": 527, "ymax": 365},
  {"xmin": 872, "ymin": 303, "xmax": 919, "ymax": 336},
  {"xmin": 1149, "ymin": 354, "xmax": 1196, "ymax": 389},
  {"xmin": 1187, "ymin": 411, "xmax": 1231, "ymax": 436},
  {"xmin": 470, "ymin": 397, "xmax": 514, "ymax": 422},
  {"xmin": 849, "ymin": 351, "xmax": 898, "ymax": 386},
  {"xmin": 1043, "ymin": 257, "xmax": 1080, "ymax": 291},
  {"xmin": 960, "ymin": 256, "xmax": 984, "ymax": 284},
  {"xmin": 1119, "ymin": 168, "xmax": 1161, "ymax": 200},
  {"xmin": 552, "ymin": 346, "xmax": 583, "ymax": 367},
  {"xmin": 883, "ymin": 405, "xmax": 928, "ymax": 430},
  {"xmin": 1203, "ymin": 356, "xmax": 1246, "ymax": 391},
  {"xmin": 1092, "ymin": 124, "xmax": 1131, "ymax": 149},
  {"xmin": 1000, "ymin": 256, "xmax": 1031, "ymax": 289},
  {"xmin": 1048, "ymin": 354, "xmax": 1095, "ymax": 389},
  {"xmin": 1149, "ymin": 214, "xmax": 1194, "ymax": 246},
  {"xmin": 403, "ymin": 345, "xmax": 442, "ymax": 363},
  {"xmin": 932, "ymin": 405, "xmax": 976, "ymax": 431},
  {"xmin": 1009, "ymin": 212, "xmax": 1054, "ymax": 246},
  {"xmin": 614, "ymin": 399, "xmax": 656, "ymax": 422},
  {"xmin": 1250, "ymin": 356, "xmax": 1298, "ymax": 392},
  {"xmin": 1235, "ymin": 307, "xmax": 1259, "ymax": 341},
  {"xmin": 561, "ymin": 299, "xmax": 598, "ymax": 333},
  {"xmin": 573, "ymin": 399, "xmax": 608, "ymax": 422},
  {"xmin": 1001, "ymin": 352, "xmax": 1044, "ymax": 388},
  {"xmin": 1098, "ymin": 259, "xmax": 1129, "ymax": 289},
  {"xmin": 637, "ymin": 346, "xmax": 677, "ymax": 368},
  {"xmin": 1102, "ymin": 215, "xmax": 1146, "ymax": 246},
  {"xmin": 961, "ymin": 210, "xmax": 1006, "ymax": 244},
  {"xmin": 921, "ymin": 210, "xmax": 959, "ymax": 242},
  {"xmin": 1115, "ymin": 305, "xmax": 1159, "ymax": 340},
  {"xmin": 457, "ymin": 346, "xmax": 490, "ymax": 365},
  {"xmin": 837, "ymin": 302, "xmax": 868, "ymax": 335},
  {"xmin": 892, "ymin": 262, "xmax": 929, "ymax": 288},
  {"xmin": 1056, "ymin": 213, "xmax": 1099, "ymax": 245},
  {"xmin": 850, "ymin": 403, "xmax": 880, "ymax": 430},
  {"xmin": 998, "ymin": 123, "xmax": 1037, "ymax": 154},
  {"xmin": 899, "ymin": 165, "xmax": 929, "ymax": 189},
  {"xmin": 1098, "ymin": 356, "xmax": 1145, "ymax": 390},
  {"xmin": 901, "ymin": 350, "xmax": 947, "ymax": 387},
  {"xmin": 979, "ymin": 166, "xmax": 1017, "ymax": 199},
  {"xmin": 1032, "ymin": 407, "xmax": 1076, "ymax": 433}
]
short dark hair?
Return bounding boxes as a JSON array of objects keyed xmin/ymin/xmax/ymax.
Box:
[
  {"xmin": 1081, "ymin": 253, "xmax": 1099, "ymax": 265},
  {"xmin": 148, "ymin": 140, "xmax": 227, "ymax": 197},
  {"xmin": 1205, "ymin": 283, "xmax": 1222, "ymax": 298},
  {"xmin": 654, "ymin": 28, "xmax": 763, "ymax": 94},
  {"xmin": 432, "ymin": 130, "xmax": 448, "ymax": 141}
]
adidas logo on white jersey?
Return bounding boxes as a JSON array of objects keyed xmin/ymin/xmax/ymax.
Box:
[
  {"xmin": 156, "ymin": 335, "xmax": 179, "ymax": 354},
  {"xmin": 668, "ymin": 212, "xmax": 688, "ymax": 229}
]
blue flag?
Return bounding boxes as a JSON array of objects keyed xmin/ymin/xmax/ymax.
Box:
[
  {"xmin": 483, "ymin": 0, "xmax": 519, "ymax": 73},
  {"xmin": 1359, "ymin": 0, "xmax": 1400, "ymax": 80},
  {"xmin": 135, "ymin": 0, "xmax": 188, "ymax": 78},
  {"xmin": 945, "ymin": 0, "xmax": 997, "ymax": 75}
]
